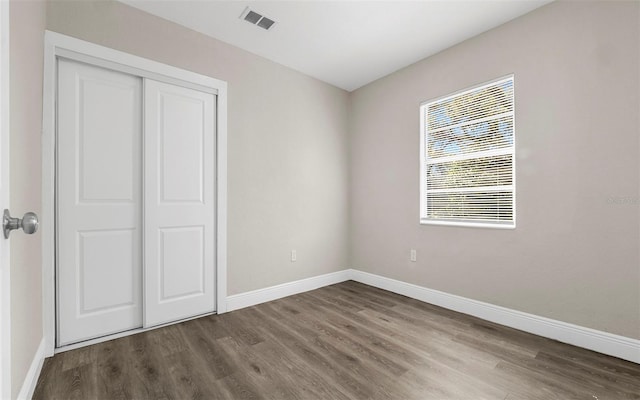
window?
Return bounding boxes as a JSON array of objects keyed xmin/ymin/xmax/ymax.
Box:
[{"xmin": 420, "ymin": 76, "xmax": 515, "ymax": 228}]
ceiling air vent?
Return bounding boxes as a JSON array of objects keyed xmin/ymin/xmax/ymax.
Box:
[{"xmin": 240, "ymin": 7, "xmax": 276, "ymax": 31}]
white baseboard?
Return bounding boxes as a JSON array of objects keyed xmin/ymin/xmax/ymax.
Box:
[
  {"xmin": 225, "ymin": 268, "xmax": 639, "ymax": 364},
  {"xmin": 349, "ymin": 269, "xmax": 640, "ymax": 364},
  {"xmin": 17, "ymin": 338, "xmax": 45, "ymax": 400},
  {"xmin": 226, "ymin": 269, "xmax": 351, "ymax": 312},
  {"xmin": 27, "ymin": 267, "xmax": 635, "ymax": 396}
]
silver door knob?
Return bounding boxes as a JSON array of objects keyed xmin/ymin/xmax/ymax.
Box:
[{"xmin": 3, "ymin": 209, "xmax": 39, "ymax": 239}]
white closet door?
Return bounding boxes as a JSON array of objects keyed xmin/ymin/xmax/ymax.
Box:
[
  {"xmin": 57, "ymin": 59, "xmax": 143, "ymax": 346},
  {"xmin": 143, "ymin": 79, "xmax": 216, "ymax": 327}
]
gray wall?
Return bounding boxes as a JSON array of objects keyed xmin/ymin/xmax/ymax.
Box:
[
  {"xmin": 10, "ymin": 0, "xmax": 45, "ymax": 397},
  {"xmin": 46, "ymin": 0, "xmax": 351, "ymax": 296},
  {"xmin": 349, "ymin": 0, "xmax": 640, "ymax": 339}
]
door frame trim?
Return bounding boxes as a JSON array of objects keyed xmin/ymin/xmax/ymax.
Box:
[
  {"xmin": 41, "ymin": 31, "xmax": 228, "ymax": 356},
  {"xmin": 0, "ymin": 1, "xmax": 10, "ymax": 398}
]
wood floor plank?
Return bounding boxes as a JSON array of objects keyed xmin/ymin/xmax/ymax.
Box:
[
  {"xmin": 93, "ymin": 338, "xmax": 136, "ymax": 400},
  {"xmin": 296, "ymin": 291, "xmax": 510, "ymax": 398},
  {"xmin": 299, "ymin": 291, "xmax": 475, "ymax": 365},
  {"xmin": 123, "ymin": 333, "xmax": 178, "ymax": 400},
  {"xmin": 163, "ymin": 349, "xmax": 228, "ymax": 400},
  {"xmin": 247, "ymin": 303, "xmax": 378, "ymax": 399},
  {"xmin": 193, "ymin": 312, "xmax": 232, "ymax": 340},
  {"xmin": 146, "ymin": 322, "xmax": 189, "ymax": 358},
  {"xmin": 34, "ymin": 281, "xmax": 640, "ymax": 400},
  {"xmin": 55, "ymin": 363, "xmax": 97, "ymax": 400},
  {"xmin": 268, "ymin": 297, "xmax": 410, "ymax": 377},
  {"xmin": 60, "ymin": 344, "xmax": 97, "ymax": 372},
  {"xmin": 180, "ymin": 317, "xmax": 237, "ymax": 380},
  {"xmin": 214, "ymin": 373, "xmax": 265, "ymax": 400},
  {"xmin": 216, "ymin": 335, "xmax": 303, "ymax": 400},
  {"xmin": 302, "ymin": 291, "xmax": 502, "ymax": 372},
  {"xmin": 216, "ymin": 312, "xmax": 264, "ymax": 346},
  {"xmin": 535, "ymin": 351, "xmax": 640, "ymax": 392},
  {"xmin": 33, "ymin": 354, "xmax": 63, "ymax": 399},
  {"xmin": 233, "ymin": 307, "xmax": 354, "ymax": 400}
]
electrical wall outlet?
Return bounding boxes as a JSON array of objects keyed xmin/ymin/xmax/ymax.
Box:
[
  {"xmin": 410, "ymin": 249, "xmax": 417, "ymax": 262},
  {"xmin": 291, "ymin": 250, "xmax": 297, "ymax": 262}
]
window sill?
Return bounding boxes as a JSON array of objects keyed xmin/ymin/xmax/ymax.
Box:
[{"xmin": 420, "ymin": 219, "xmax": 516, "ymax": 229}]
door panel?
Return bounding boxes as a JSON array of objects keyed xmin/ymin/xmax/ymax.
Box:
[
  {"xmin": 144, "ymin": 79, "xmax": 215, "ymax": 327},
  {"xmin": 159, "ymin": 93, "xmax": 205, "ymax": 203},
  {"xmin": 79, "ymin": 78, "xmax": 137, "ymax": 202},
  {"xmin": 57, "ymin": 59, "xmax": 142, "ymax": 346},
  {"xmin": 159, "ymin": 226, "xmax": 204, "ymax": 300},
  {"xmin": 78, "ymin": 229, "xmax": 136, "ymax": 313}
]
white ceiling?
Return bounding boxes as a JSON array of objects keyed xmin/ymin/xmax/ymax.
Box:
[{"xmin": 120, "ymin": 0, "xmax": 553, "ymax": 91}]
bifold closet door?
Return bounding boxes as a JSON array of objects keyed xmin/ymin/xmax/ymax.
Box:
[
  {"xmin": 57, "ymin": 59, "xmax": 143, "ymax": 346},
  {"xmin": 143, "ymin": 79, "xmax": 216, "ymax": 327}
]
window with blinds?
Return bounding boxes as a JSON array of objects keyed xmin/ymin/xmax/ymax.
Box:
[{"xmin": 420, "ymin": 76, "xmax": 515, "ymax": 228}]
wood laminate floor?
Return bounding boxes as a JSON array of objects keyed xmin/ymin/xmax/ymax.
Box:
[{"xmin": 34, "ymin": 281, "xmax": 640, "ymax": 399}]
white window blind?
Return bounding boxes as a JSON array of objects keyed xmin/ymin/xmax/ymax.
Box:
[{"xmin": 420, "ymin": 76, "xmax": 515, "ymax": 228}]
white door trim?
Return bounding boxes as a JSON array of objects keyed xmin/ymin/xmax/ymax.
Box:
[
  {"xmin": 0, "ymin": 1, "xmax": 10, "ymax": 398},
  {"xmin": 42, "ymin": 31, "xmax": 228, "ymax": 356}
]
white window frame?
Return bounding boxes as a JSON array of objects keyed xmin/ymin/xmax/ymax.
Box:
[{"xmin": 419, "ymin": 75, "xmax": 516, "ymax": 229}]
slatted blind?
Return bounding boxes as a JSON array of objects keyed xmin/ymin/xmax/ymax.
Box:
[{"xmin": 420, "ymin": 76, "xmax": 515, "ymax": 227}]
